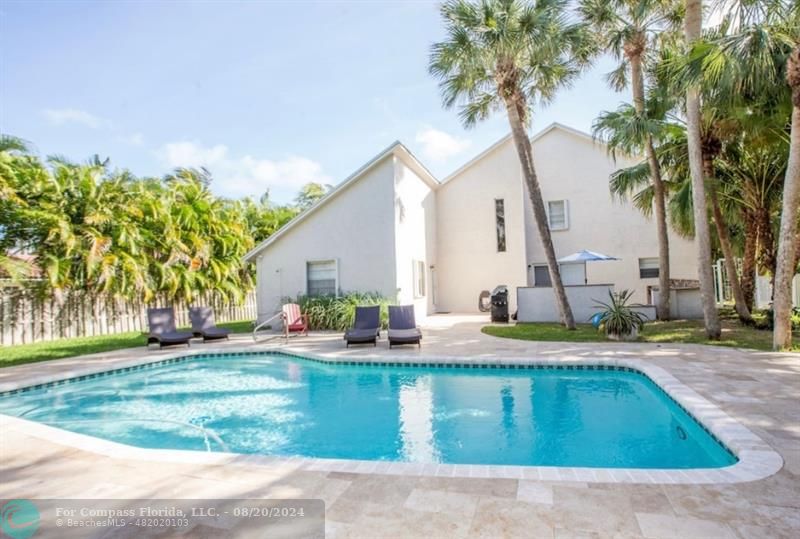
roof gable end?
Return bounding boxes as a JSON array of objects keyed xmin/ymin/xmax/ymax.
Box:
[{"xmin": 243, "ymin": 141, "xmax": 437, "ymax": 262}]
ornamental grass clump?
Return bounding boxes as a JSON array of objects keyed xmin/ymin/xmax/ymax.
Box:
[
  {"xmin": 592, "ymin": 289, "xmax": 648, "ymax": 341},
  {"xmin": 291, "ymin": 292, "xmax": 393, "ymax": 331}
]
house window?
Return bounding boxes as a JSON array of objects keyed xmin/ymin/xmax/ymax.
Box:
[
  {"xmin": 413, "ymin": 260, "xmax": 426, "ymax": 298},
  {"xmin": 533, "ymin": 265, "xmax": 552, "ymax": 287},
  {"xmin": 547, "ymin": 200, "xmax": 568, "ymax": 230},
  {"xmin": 639, "ymin": 258, "xmax": 659, "ymax": 279},
  {"xmin": 307, "ymin": 260, "xmax": 337, "ymax": 296},
  {"xmin": 495, "ymin": 199, "xmax": 506, "ymax": 252},
  {"xmin": 560, "ymin": 263, "xmax": 585, "ymax": 286}
]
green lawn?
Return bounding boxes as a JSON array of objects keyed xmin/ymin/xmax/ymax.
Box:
[
  {"xmin": 482, "ymin": 316, "xmax": 798, "ymax": 352},
  {"xmin": 0, "ymin": 320, "xmax": 254, "ymax": 369}
]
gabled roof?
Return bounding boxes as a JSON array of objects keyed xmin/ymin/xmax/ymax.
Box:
[
  {"xmin": 243, "ymin": 141, "xmax": 438, "ymax": 262},
  {"xmin": 439, "ymin": 122, "xmax": 598, "ymax": 186},
  {"xmin": 242, "ymin": 122, "xmax": 601, "ymax": 263}
]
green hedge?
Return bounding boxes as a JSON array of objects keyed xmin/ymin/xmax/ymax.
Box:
[{"xmin": 289, "ymin": 292, "xmax": 394, "ymax": 331}]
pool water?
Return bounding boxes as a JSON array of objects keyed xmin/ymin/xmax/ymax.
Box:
[{"xmin": 0, "ymin": 354, "xmax": 736, "ymax": 468}]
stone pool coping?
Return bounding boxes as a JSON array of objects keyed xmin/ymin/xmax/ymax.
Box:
[{"xmin": 0, "ymin": 346, "xmax": 783, "ymax": 485}]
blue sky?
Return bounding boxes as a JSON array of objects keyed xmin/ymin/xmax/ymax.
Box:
[{"xmin": 2, "ymin": 1, "xmax": 626, "ymax": 203}]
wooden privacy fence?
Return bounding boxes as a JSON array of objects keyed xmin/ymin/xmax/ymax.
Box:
[{"xmin": 0, "ymin": 285, "xmax": 258, "ymax": 346}]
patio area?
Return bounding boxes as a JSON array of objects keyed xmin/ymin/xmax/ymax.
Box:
[{"xmin": 1, "ymin": 315, "xmax": 799, "ymax": 538}]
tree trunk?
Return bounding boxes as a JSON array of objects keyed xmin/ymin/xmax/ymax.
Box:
[
  {"xmin": 741, "ymin": 209, "xmax": 758, "ymax": 310},
  {"xmin": 773, "ymin": 49, "xmax": 800, "ymax": 349},
  {"xmin": 705, "ymin": 159, "xmax": 752, "ymax": 322},
  {"xmin": 755, "ymin": 205, "xmax": 777, "ymax": 278},
  {"xmin": 629, "ymin": 50, "xmax": 671, "ymax": 321},
  {"xmin": 503, "ymin": 94, "xmax": 576, "ymax": 329},
  {"xmin": 684, "ymin": 0, "xmax": 722, "ymax": 339}
]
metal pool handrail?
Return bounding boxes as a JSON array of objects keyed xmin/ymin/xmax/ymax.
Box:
[{"xmin": 252, "ymin": 312, "xmax": 283, "ymax": 342}]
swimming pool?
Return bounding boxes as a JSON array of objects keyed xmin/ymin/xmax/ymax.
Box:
[{"xmin": 0, "ymin": 353, "xmax": 737, "ymax": 469}]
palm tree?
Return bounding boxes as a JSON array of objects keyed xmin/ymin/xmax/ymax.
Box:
[
  {"xmin": 774, "ymin": 32, "xmax": 800, "ymax": 349},
  {"xmin": 580, "ymin": 0, "xmax": 680, "ymax": 320},
  {"xmin": 429, "ymin": 0, "xmax": 594, "ymax": 329},
  {"xmin": 675, "ymin": 0, "xmax": 797, "ymax": 345},
  {"xmin": 683, "ymin": 0, "xmax": 721, "ymax": 338}
]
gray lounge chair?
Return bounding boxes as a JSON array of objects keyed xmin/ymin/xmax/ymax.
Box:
[
  {"xmin": 189, "ymin": 306, "xmax": 231, "ymax": 342},
  {"xmin": 388, "ymin": 305, "xmax": 422, "ymax": 348},
  {"xmin": 344, "ymin": 305, "xmax": 381, "ymax": 347},
  {"xmin": 147, "ymin": 308, "xmax": 193, "ymax": 348}
]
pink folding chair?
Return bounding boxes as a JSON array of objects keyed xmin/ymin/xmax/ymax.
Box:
[{"xmin": 281, "ymin": 303, "xmax": 309, "ymax": 338}]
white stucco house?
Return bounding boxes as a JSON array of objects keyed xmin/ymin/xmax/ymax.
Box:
[{"xmin": 243, "ymin": 123, "xmax": 700, "ymax": 323}]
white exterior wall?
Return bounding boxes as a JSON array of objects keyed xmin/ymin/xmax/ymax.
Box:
[
  {"xmin": 249, "ymin": 124, "xmax": 703, "ymax": 321},
  {"xmin": 524, "ymin": 127, "xmax": 698, "ymax": 306},
  {"xmin": 518, "ymin": 285, "xmax": 657, "ymax": 322},
  {"xmin": 253, "ymin": 156, "xmax": 397, "ymax": 321},
  {"xmin": 393, "ymin": 157, "xmax": 437, "ymax": 319},
  {"xmin": 435, "ymin": 140, "xmax": 528, "ymax": 313}
]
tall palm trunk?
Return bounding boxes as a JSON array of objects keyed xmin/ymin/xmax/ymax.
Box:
[
  {"xmin": 755, "ymin": 205, "xmax": 777, "ymax": 279},
  {"xmin": 740, "ymin": 208, "xmax": 758, "ymax": 310},
  {"xmin": 503, "ymin": 90, "xmax": 576, "ymax": 329},
  {"xmin": 684, "ymin": 0, "xmax": 721, "ymax": 339},
  {"xmin": 628, "ymin": 46, "xmax": 671, "ymax": 321},
  {"xmin": 773, "ymin": 46, "xmax": 800, "ymax": 350},
  {"xmin": 704, "ymin": 154, "xmax": 752, "ymax": 322}
]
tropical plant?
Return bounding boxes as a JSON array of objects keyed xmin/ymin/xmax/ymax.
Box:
[
  {"xmin": 240, "ymin": 193, "xmax": 299, "ymax": 244},
  {"xmin": 592, "ymin": 289, "xmax": 649, "ymax": 339},
  {"xmin": 294, "ymin": 182, "xmax": 332, "ymax": 210},
  {"xmin": 669, "ymin": 0, "xmax": 798, "ymax": 346},
  {"xmin": 291, "ymin": 292, "xmax": 394, "ymax": 331},
  {"xmin": 429, "ymin": 0, "xmax": 595, "ymax": 329},
  {"xmin": 580, "ymin": 0, "xmax": 682, "ymax": 321},
  {"xmin": 0, "ymin": 139, "xmax": 315, "ymax": 311}
]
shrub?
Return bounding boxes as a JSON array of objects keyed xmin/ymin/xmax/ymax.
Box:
[
  {"xmin": 288, "ymin": 292, "xmax": 394, "ymax": 331},
  {"xmin": 763, "ymin": 307, "xmax": 800, "ymax": 331},
  {"xmin": 592, "ymin": 289, "xmax": 648, "ymax": 340}
]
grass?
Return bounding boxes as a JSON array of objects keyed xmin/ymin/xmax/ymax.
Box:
[
  {"xmin": 0, "ymin": 320, "xmax": 254, "ymax": 369},
  {"xmin": 482, "ymin": 312, "xmax": 799, "ymax": 352}
]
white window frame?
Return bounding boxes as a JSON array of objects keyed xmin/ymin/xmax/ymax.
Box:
[
  {"xmin": 639, "ymin": 257, "xmax": 659, "ymax": 279},
  {"xmin": 547, "ymin": 200, "xmax": 569, "ymax": 231},
  {"xmin": 413, "ymin": 260, "xmax": 426, "ymax": 298},
  {"xmin": 305, "ymin": 259, "xmax": 339, "ymax": 297}
]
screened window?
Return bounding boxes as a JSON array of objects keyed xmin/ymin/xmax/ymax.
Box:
[
  {"xmin": 495, "ymin": 199, "xmax": 506, "ymax": 252},
  {"xmin": 307, "ymin": 260, "xmax": 337, "ymax": 296},
  {"xmin": 413, "ymin": 260, "xmax": 426, "ymax": 298},
  {"xmin": 639, "ymin": 258, "xmax": 659, "ymax": 279},
  {"xmin": 547, "ymin": 200, "xmax": 569, "ymax": 230},
  {"xmin": 533, "ymin": 265, "xmax": 552, "ymax": 287}
]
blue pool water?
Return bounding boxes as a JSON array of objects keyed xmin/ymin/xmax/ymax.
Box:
[{"xmin": 0, "ymin": 354, "xmax": 736, "ymax": 468}]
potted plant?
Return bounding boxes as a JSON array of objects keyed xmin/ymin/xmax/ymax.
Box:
[{"xmin": 592, "ymin": 289, "xmax": 648, "ymax": 341}]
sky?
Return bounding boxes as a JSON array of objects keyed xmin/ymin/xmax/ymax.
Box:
[{"xmin": 1, "ymin": 0, "xmax": 629, "ymax": 204}]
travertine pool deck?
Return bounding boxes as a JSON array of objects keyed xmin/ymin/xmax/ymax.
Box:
[{"xmin": 1, "ymin": 315, "xmax": 799, "ymax": 538}]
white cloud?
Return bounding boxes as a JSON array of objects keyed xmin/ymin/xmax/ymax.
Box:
[
  {"xmin": 42, "ymin": 108, "xmax": 110, "ymax": 129},
  {"xmin": 157, "ymin": 141, "xmax": 332, "ymax": 198},
  {"xmin": 415, "ymin": 126, "xmax": 471, "ymax": 162}
]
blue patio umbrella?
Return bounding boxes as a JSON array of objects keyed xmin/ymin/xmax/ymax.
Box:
[{"xmin": 557, "ymin": 250, "xmax": 618, "ymax": 285}]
